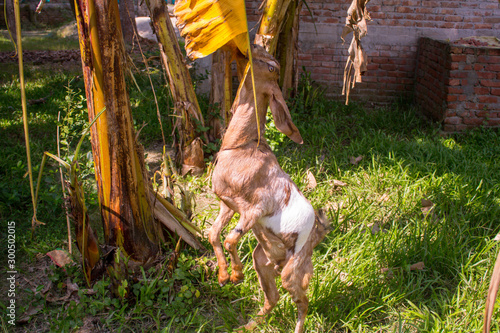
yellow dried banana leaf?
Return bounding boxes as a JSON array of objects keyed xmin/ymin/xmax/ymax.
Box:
[{"xmin": 174, "ymin": 0, "xmax": 249, "ymax": 60}]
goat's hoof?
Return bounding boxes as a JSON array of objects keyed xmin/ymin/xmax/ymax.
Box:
[
  {"xmin": 218, "ymin": 274, "xmax": 230, "ymax": 287},
  {"xmin": 243, "ymin": 320, "xmax": 258, "ymax": 331},
  {"xmin": 230, "ymin": 272, "xmax": 245, "ymax": 285}
]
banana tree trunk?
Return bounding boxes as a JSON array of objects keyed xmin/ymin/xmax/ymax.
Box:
[
  {"xmin": 255, "ymin": 0, "xmax": 301, "ymax": 98},
  {"xmin": 276, "ymin": 0, "xmax": 302, "ymax": 99},
  {"xmin": 119, "ymin": 0, "xmax": 137, "ymax": 47},
  {"xmin": 255, "ymin": 0, "xmax": 292, "ymax": 55},
  {"xmin": 145, "ymin": 0, "xmax": 206, "ymax": 176},
  {"xmin": 74, "ymin": 0, "xmax": 161, "ymax": 265},
  {"xmin": 208, "ymin": 48, "xmax": 233, "ymax": 141}
]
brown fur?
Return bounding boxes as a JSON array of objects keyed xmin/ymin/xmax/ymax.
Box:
[{"xmin": 209, "ymin": 45, "xmax": 330, "ymax": 333}]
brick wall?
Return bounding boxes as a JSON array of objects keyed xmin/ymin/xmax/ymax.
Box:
[
  {"xmin": 416, "ymin": 37, "xmax": 500, "ymax": 132},
  {"xmin": 247, "ymin": 0, "xmax": 500, "ymax": 105}
]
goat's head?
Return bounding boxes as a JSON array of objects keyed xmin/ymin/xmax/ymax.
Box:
[{"xmin": 236, "ymin": 45, "xmax": 303, "ymax": 145}]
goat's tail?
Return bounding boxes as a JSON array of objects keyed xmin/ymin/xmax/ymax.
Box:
[
  {"xmin": 310, "ymin": 208, "xmax": 331, "ymax": 249},
  {"xmin": 288, "ymin": 209, "xmax": 331, "ymax": 271}
]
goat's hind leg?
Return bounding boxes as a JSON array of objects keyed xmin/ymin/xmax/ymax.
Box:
[
  {"xmin": 209, "ymin": 201, "xmax": 235, "ymax": 286},
  {"xmin": 224, "ymin": 211, "xmax": 260, "ymax": 284},
  {"xmin": 244, "ymin": 244, "xmax": 280, "ymax": 331},
  {"xmin": 281, "ymin": 255, "xmax": 313, "ymax": 333}
]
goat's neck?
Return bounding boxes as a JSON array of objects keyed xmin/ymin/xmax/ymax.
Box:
[{"xmin": 221, "ymin": 85, "xmax": 268, "ymax": 149}]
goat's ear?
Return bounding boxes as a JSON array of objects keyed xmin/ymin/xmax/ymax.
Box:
[{"xmin": 270, "ymin": 87, "xmax": 303, "ymax": 144}]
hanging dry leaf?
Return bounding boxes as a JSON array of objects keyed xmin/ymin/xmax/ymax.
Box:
[
  {"xmin": 46, "ymin": 249, "xmax": 73, "ymax": 267},
  {"xmin": 306, "ymin": 170, "xmax": 317, "ymax": 189},
  {"xmin": 341, "ymin": 0, "xmax": 371, "ymax": 104},
  {"xmin": 350, "ymin": 155, "xmax": 363, "ymax": 165}
]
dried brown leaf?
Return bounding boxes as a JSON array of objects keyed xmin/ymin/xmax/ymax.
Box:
[
  {"xmin": 410, "ymin": 262, "xmax": 425, "ymax": 271},
  {"xmin": 378, "ymin": 193, "xmax": 390, "ymax": 202},
  {"xmin": 332, "ymin": 179, "xmax": 347, "ymax": 187},
  {"xmin": 46, "ymin": 249, "xmax": 73, "ymax": 267},
  {"xmin": 421, "ymin": 199, "xmax": 434, "ymax": 207},
  {"xmin": 350, "ymin": 155, "xmax": 363, "ymax": 165},
  {"xmin": 306, "ymin": 170, "xmax": 317, "ymax": 189},
  {"xmin": 16, "ymin": 304, "xmax": 43, "ymax": 324}
]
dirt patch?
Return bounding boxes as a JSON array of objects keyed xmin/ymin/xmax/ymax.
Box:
[{"xmin": 0, "ymin": 49, "xmax": 81, "ymax": 64}]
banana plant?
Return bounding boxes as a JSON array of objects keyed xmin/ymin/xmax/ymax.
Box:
[
  {"xmin": 72, "ymin": 0, "xmax": 204, "ymax": 280},
  {"xmin": 145, "ymin": 0, "xmax": 207, "ymax": 176},
  {"xmin": 174, "ymin": 0, "xmax": 261, "ymax": 144},
  {"xmin": 34, "ymin": 108, "xmax": 105, "ymax": 286},
  {"xmin": 256, "ymin": 0, "xmax": 303, "ymax": 99}
]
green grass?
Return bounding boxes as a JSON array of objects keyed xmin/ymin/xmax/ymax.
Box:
[
  {"xmin": 2, "ymin": 63, "xmax": 500, "ymax": 332},
  {"xmin": 0, "ymin": 30, "xmax": 80, "ymax": 52}
]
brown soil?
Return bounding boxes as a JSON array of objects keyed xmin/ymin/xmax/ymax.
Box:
[{"xmin": 0, "ymin": 49, "xmax": 81, "ymax": 64}]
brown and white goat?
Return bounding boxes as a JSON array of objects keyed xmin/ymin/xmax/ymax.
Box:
[{"xmin": 210, "ymin": 45, "xmax": 330, "ymax": 333}]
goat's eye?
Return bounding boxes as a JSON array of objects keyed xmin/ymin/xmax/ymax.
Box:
[{"xmin": 268, "ymin": 65, "xmax": 275, "ymax": 72}]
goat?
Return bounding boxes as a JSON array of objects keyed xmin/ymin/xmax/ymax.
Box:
[{"xmin": 209, "ymin": 45, "xmax": 330, "ymax": 333}]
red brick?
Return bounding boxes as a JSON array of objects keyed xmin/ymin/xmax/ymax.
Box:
[
  {"xmin": 476, "ymin": 110, "xmax": 490, "ymax": 118},
  {"xmin": 397, "ymin": 6, "xmax": 413, "ymax": 13},
  {"xmin": 447, "ymin": 87, "xmax": 463, "ymax": 94},
  {"xmin": 450, "ymin": 54, "xmax": 467, "ymax": 62},
  {"xmin": 449, "ymin": 71, "xmax": 468, "ymax": 79},
  {"xmin": 475, "ymin": 87, "xmax": 490, "ymax": 95},
  {"xmin": 474, "ymin": 64, "xmax": 485, "ymax": 71},
  {"xmin": 477, "ymin": 56, "xmax": 500, "ymax": 64},
  {"xmin": 446, "ymin": 16, "xmax": 463, "ymax": 22},
  {"xmin": 380, "ymin": 64, "xmax": 398, "ymax": 71},
  {"xmin": 478, "ymin": 96, "xmax": 499, "ymax": 104},
  {"xmin": 487, "ymin": 119, "xmax": 500, "ymax": 127},
  {"xmin": 484, "ymin": 17, "xmax": 500, "ymax": 24},
  {"xmin": 459, "ymin": 111, "xmax": 471, "ymax": 118},
  {"xmin": 444, "ymin": 116, "xmax": 461, "ymax": 125},
  {"xmin": 486, "ymin": 64, "xmax": 500, "ymax": 72},
  {"xmin": 477, "ymin": 72, "xmax": 497, "ymax": 79},
  {"xmin": 463, "ymin": 118, "xmax": 485, "ymax": 126},
  {"xmin": 475, "ymin": 23, "xmax": 494, "ymax": 29},
  {"xmin": 481, "ymin": 80, "xmax": 500, "ymax": 88},
  {"xmin": 312, "ymin": 67, "xmax": 331, "ymax": 74},
  {"xmin": 492, "ymin": 88, "xmax": 500, "ymax": 96},
  {"xmin": 447, "ymin": 78, "xmax": 461, "ymax": 86},
  {"xmin": 446, "ymin": 95, "xmax": 458, "ymax": 102},
  {"xmin": 313, "ymin": 55, "xmax": 332, "ymax": 62},
  {"xmin": 443, "ymin": 124, "xmax": 457, "ymax": 132}
]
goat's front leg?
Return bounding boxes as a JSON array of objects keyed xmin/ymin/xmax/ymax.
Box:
[
  {"xmin": 224, "ymin": 211, "xmax": 260, "ymax": 284},
  {"xmin": 209, "ymin": 201, "xmax": 235, "ymax": 286}
]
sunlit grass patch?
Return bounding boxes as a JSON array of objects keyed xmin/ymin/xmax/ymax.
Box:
[{"xmin": 2, "ymin": 66, "xmax": 500, "ymax": 332}]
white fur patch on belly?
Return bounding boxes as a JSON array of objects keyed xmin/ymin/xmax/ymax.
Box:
[{"xmin": 259, "ymin": 187, "xmax": 315, "ymax": 253}]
